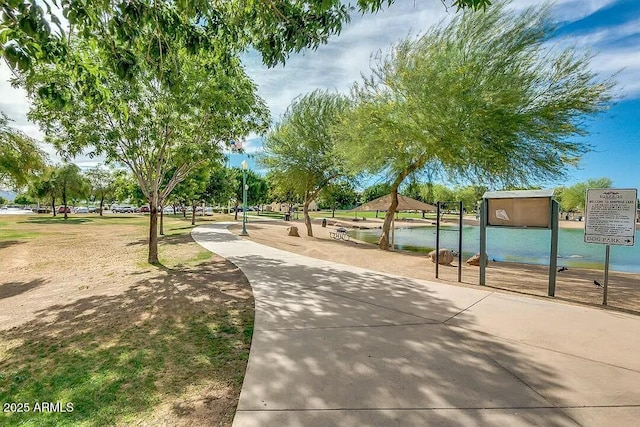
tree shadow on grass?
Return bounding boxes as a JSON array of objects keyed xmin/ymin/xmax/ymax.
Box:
[
  {"xmin": 19, "ymin": 217, "xmax": 95, "ymax": 225},
  {"xmin": 0, "ymin": 240, "xmax": 26, "ymax": 250},
  {"xmin": 0, "ymin": 279, "xmax": 47, "ymax": 300},
  {"xmin": 0, "ymin": 258, "xmax": 254, "ymax": 427},
  {"xmin": 126, "ymin": 233, "xmax": 198, "ymax": 247}
]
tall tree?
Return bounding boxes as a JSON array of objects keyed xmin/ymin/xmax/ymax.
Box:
[
  {"xmin": 29, "ymin": 166, "xmax": 58, "ymax": 216},
  {"xmin": 421, "ymin": 183, "xmax": 455, "ymax": 205},
  {"xmin": 559, "ymin": 178, "xmax": 613, "ymax": 213},
  {"xmin": 204, "ymin": 166, "xmax": 238, "ymax": 210},
  {"xmin": 85, "ymin": 166, "xmax": 116, "ymax": 216},
  {"xmin": 266, "ymin": 173, "xmax": 301, "ymax": 215},
  {"xmin": 362, "ymin": 182, "xmax": 392, "ymax": 203},
  {"xmin": 454, "ymin": 185, "xmax": 488, "ymax": 212},
  {"xmin": 55, "ymin": 163, "xmax": 89, "ymax": 219},
  {"xmin": 111, "ymin": 170, "xmax": 145, "ymax": 206},
  {"xmin": 319, "ymin": 180, "xmax": 359, "ymax": 217},
  {"xmin": 0, "ymin": 112, "xmax": 46, "ymax": 189},
  {"xmin": 335, "ymin": 1, "xmax": 614, "ymax": 250},
  {"xmin": 171, "ymin": 165, "xmax": 211, "ymax": 226},
  {"xmin": 25, "ymin": 35, "xmax": 268, "ymax": 263},
  {"xmin": 260, "ymin": 90, "xmax": 352, "ymax": 236}
]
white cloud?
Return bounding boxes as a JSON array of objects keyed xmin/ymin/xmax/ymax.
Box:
[
  {"xmin": 509, "ymin": 0, "xmax": 619, "ymax": 22},
  {"xmin": 244, "ymin": 1, "xmax": 451, "ymax": 121},
  {"xmin": 559, "ymin": 17, "xmax": 640, "ymax": 46},
  {"xmin": 589, "ymin": 46, "xmax": 640, "ymax": 98},
  {"xmin": 551, "ymin": 15, "xmax": 640, "ymax": 99}
]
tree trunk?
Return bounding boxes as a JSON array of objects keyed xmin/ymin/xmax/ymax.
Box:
[
  {"xmin": 160, "ymin": 208, "xmax": 164, "ymax": 235},
  {"xmin": 191, "ymin": 202, "xmax": 196, "ymax": 226},
  {"xmin": 148, "ymin": 198, "xmax": 159, "ymax": 264},
  {"xmin": 234, "ymin": 202, "xmax": 239, "ymax": 220},
  {"xmin": 332, "ymin": 206, "xmax": 335, "ymax": 218},
  {"xmin": 62, "ymin": 190, "xmax": 68, "ymax": 220},
  {"xmin": 303, "ymin": 197, "xmax": 313, "ymax": 237},
  {"xmin": 182, "ymin": 206, "xmax": 186, "ymax": 218},
  {"xmin": 379, "ymin": 189, "xmax": 399, "ymax": 250},
  {"xmin": 99, "ymin": 196, "xmax": 105, "ymax": 216},
  {"xmin": 377, "ymin": 158, "xmax": 426, "ymax": 250},
  {"xmin": 51, "ymin": 196, "xmax": 56, "ymax": 217}
]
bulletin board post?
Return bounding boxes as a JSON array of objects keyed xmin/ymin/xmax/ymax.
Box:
[{"xmin": 479, "ymin": 190, "xmax": 558, "ymax": 296}]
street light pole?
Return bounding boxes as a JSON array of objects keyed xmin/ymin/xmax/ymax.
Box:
[{"xmin": 240, "ymin": 160, "xmax": 248, "ymax": 236}]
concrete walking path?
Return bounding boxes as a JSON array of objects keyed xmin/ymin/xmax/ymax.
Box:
[{"xmin": 192, "ymin": 223, "xmax": 640, "ymax": 427}]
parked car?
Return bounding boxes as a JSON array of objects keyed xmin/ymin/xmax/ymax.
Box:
[
  {"xmin": 74, "ymin": 207, "xmax": 89, "ymax": 214},
  {"xmin": 203, "ymin": 207, "xmax": 214, "ymax": 216},
  {"xmin": 162, "ymin": 206, "xmax": 175, "ymax": 214},
  {"xmin": 140, "ymin": 206, "xmax": 150, "ymax": 213},
  {"xmin": 112, "ymin": 205, "xmax": 135, "ymax": 213},
  {"xmin": 58, "ymin": 206, "xmax": 72, "ymax": 214}
]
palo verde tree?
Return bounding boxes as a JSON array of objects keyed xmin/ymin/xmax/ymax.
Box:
[
  {"xmin": 260, "ymin": 90, "xmax": 352, "ymax": 236},
  {"xmin": 335, "ymin": 1, "xmax": 615, "ymax": 250}
]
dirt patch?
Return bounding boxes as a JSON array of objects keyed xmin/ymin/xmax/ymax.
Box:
[
  {"xmin": 0, "ymin": 214, "xmax": 253, "ymax": 427},
  {"xmin": 232, "ymin": 220, "xmax": 640, "ymax": 315}
]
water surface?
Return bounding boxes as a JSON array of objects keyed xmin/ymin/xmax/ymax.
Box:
[{"xmin": 349, "ymin": 225, "xmax": 640, "ymax": 273}]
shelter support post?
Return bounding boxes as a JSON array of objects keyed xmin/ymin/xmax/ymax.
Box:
[
  {"xmin": 479, "ymin": 200, "xmax": 487, "ymax": 286},
  {"xmin": 548, "ymin": 199, "xmax": 559, "ymax": 296}
]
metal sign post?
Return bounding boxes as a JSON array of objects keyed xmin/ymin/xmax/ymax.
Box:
[
  {"xmin": 480, "ymin": 190, "xmax": 557, "ymax": 294},
  {"xmin": 434, "ymin": 201, "xmax": 463, "ymax": 282},
  {"xmin": 584, "ymin": 188, "xmax": 637, "ymax": 305}
]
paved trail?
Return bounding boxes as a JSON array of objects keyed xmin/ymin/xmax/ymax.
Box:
[{"xmin": 193, "ymin": 223, "xmax": 640, "ymax": 427}]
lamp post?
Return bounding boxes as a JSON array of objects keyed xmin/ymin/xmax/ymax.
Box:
[{"xmin": 240, "ymin": 160, "xmax": 249, "ymax": 236}]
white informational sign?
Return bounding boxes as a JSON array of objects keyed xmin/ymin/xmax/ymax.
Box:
[{"xmin": 584, "ymin": 188, "xmax": 637, "ymax": 246}]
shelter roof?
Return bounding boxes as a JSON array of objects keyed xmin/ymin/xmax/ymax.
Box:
[{"xmin": 352, "ymin": 194, "xmax": 437, "ymax": 212}]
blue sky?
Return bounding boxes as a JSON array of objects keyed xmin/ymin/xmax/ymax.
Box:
[{"xmin": 1, "ymin": 0, "xmax": 638, "ymax": 191}]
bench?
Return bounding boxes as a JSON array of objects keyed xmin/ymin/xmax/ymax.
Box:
[{"xmin": 329, "ymin": 227, "xmax": 350, "ymax": 241}]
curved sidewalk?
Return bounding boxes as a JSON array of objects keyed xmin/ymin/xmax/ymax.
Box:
[{"xmin": 192, "ymin": 223, "xmax": 640, "ymax": 427}]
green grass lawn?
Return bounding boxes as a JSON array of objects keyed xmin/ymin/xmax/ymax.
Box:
[{"xmin": 0, "ymin": 213, "xmax": 253, "ymax": 426}]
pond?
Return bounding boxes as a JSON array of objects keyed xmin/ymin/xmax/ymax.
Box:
[{"xmin": 349, "ymin": 225, "xmax": 640, "ymax": 273}]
